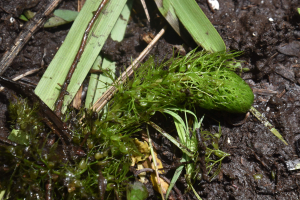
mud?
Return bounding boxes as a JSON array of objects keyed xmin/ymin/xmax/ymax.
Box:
[{"xmin": 1, "ymin": 0, "xmax": 300, "ymax": 199}]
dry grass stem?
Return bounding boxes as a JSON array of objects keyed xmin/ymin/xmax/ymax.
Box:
[
  {"xmin": 141, "ymin": 0, "xmax": 150, "ymax": 22},
  {"xmin": 91, "ymin": 26, "xmax": 166, "ymax": 112},
  {"xmin": 0, "ymin": 68, "xmax": 40, "ymax": 92}
]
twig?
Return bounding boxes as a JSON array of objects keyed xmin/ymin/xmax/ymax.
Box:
[
  {"xmin": 54, "ymin": 0, "xmax": 110, "ymax": 117},
  {"xmin": 146, "ymin": 125, "xmax": 165, "ymax": 200},
  {"xmin": 45, "ymin": 178, "xmax": 52, "ymax": 200},
  {"xmin": 232, "ymin": 112, "xmax": 250, "ymax": 126},
  {"xmin": 134, "ymin": 168, "xmax": 154, "ymax": 176},
  {"xmin": 0, "ymin": 0, "xmax": 63, "ymax": 75},
  {"xmin": 92, "ymin": 26, "xmax": 166, "ymax": 112},
  {"xmin": 140, "ymin": 0, "xmax": 150, "ymax": 22},
  {"xmin": 0, "ymin": 136, "xmax": 18, "ymax": 147},
  {"xmin": 0, "ymin": 68, "xmax": 40, "ymax": 92}
]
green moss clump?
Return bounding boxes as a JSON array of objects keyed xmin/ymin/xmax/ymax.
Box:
[
  {"xmin": 1, "ymin": 50, "xmax": 252, "ymax": 199},
  {"xmin": 110, "ymin": 50, "xmax": 253, "ymax": 118}
]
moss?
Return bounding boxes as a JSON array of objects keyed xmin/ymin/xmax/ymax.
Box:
[{"xmin": 1, "ymin": 50, "xmax": 253, "ymax": 199}]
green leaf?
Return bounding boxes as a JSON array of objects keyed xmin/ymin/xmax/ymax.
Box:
[
  {"xmin": 166, "ymin": 158, "xmax": 184, "ymax": 199},
  {"xmin": 8, "ymin": 129, "xmax": 29, "ymax": 145},
  {"xmin": 53, "ymin": 9, "xmax": 79, "ymax": 22},
  {"xmin": 154, "ymin": 0, "xmax": 225, "ymax": 52},
  {"xmin": 44, "ymin": 16, "xmax": 69, "ymax": 28},
  {"xmin": 19, "ymin": 14, "xmax": 28, "ymax": 21},
  {"xmin": 110, "ymin": 0, "xmax": 133, "ymax": 42},
  {"xmin": 86, "ymin": 0, "xmax": 132, "ymax": 109},
  {"xmin": 126, "ymin": 181, "xmax": 148, "ymax": 200},
  {"xmin": 85, "ymin": 56, "xmax": 102, "ymax": 108},
  {"xmin": 35, "ymin": 0, "xmax": 128, "ymax": 113},
  {"xmin": 92, "ymin": 57, "xmax": 115, "ymax": 107}
]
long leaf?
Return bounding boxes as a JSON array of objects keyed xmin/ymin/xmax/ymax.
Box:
[
  {"xmin": 35, "ymin": 0, "xmax": 127, "ymax": 113},
  {"xmin": 155, "ymin": 0, "xmax": 225, "ymax": 52}
]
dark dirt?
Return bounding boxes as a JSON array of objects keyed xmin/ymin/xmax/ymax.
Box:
[{"xmin": 1, "ymin": 0, "xmax": 300, "ymax": 199}]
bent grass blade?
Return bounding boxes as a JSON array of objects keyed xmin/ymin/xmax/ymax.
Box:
[
  {"xmin": 250, "ymin": 106, "xmax": 288, "ymax": 145},
  {"xmin": 154, "ymin": 0, "xmax": 225, "ymax": 52}
]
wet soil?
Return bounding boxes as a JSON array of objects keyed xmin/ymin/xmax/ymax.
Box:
[{"xmin": 1, "ymin": 0, "xmax": 300, "ymax": 199}]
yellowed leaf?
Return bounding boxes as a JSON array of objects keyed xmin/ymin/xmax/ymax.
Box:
[{"xmin": 131, "ymin": 138, "xmax": 151, "ymax": 166}]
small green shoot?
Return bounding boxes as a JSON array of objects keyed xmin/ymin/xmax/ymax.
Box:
[
  {"xmin": 19, "ymin": 9, "xmax": 78, "ymax": 27},
  {"xmin": 165, "ymin": 109, "xmax": 230, "ymax": 198},
  {"xmin": 201, "ymin": 129, "xmax": 230, "ymax": 180},
  {"xmin": 164, "ymin": 108, "xmax": 201, "ymax": 199}
]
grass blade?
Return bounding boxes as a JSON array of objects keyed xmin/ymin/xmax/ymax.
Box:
[
  {"xmin": 110, "ymin": 0, "xmax": 134, "ymax": 42},
  {"xmin": 148, "ymin": 121, "xmax": 194, "ymax": 158},
  {"xmin": 250, "ymin": 106, "xmax": 288, "ymax": 145},
  {"xmin": 35, "ymin": 0, "xmax": 127, "ymax": 113},
  {"xmin": 165, "ymin": 158, "xmax": 184, "ymax": 199},
  {"xmin": 155, "ymin": 0, "xmax": 225, "ymax": 52},
  {"xmin": 85, "ymin": 56, "xmax": 102, "ymax": 108},
  {"xmin": 85, "ymin": 0, "xmax": 132, "ymax": 108},
  {"xmin": 92, "ymin": 57, "xmax": 116, "ymax": 106}
]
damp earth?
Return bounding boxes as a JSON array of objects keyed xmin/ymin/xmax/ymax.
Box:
[{"xmin": 1, "ymin": 0, "xmax": 300, "ymax": 199}]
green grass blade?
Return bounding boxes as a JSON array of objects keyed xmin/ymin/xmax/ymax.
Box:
[
  {"xmin": 154, "ymin": 0, "xmax": 180, "ymax": 35},
  {"xmin": 110, "ymin": 0, "xmax": 133, "ymax": 42},
  {"xmin": 163, "ymin": 109, "xmax": 187, "ymax": 132},
  {"xmin": 85, "ymin": 0, "xmax": 132, "ymax": 108},
  {"xmin": 85, "ymin": 56, "xmax": 102, "ymax": 108},
  {"xmin": 92, "ymin": 57, "xmax": 115, "ymax": 105},
  {"xmin": 53, "ymin": 9, "xmax": 78, "ymax": 22},
  {"xmin": 155, "ymin": 0, "xmax": 225, "ymax": 52},
  {"xmin": 165, "ymin": 158, "xmax": 185, "ymax": 199},
  {"xmin": 148, "ymin": 121, "xmax": 194, "ymax": 158},
  {"xmin": 35, "ymin": 0, "xmax": 127, "ymax": 113}
]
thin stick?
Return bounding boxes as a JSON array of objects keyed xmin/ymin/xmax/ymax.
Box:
[
  {"xmin": 54, "ymin": 0, "xmax": 109, "ymax": 117},
  {"xmin": 0, "ymin": 0, "xmax": 62, "ymax": 75},
  {"xmin": 0, "ymin": 68, "xmax": 40, "ymax": 92},
  {"xmin": 140, "ymin": 0, "xmax": 150, "ymax": 22},
  {"xmin": 91, "ymin": 26, "xmax": 166, "ymax": 112},
  {"xmin": 146, "ymin": 125, "xmax": 165, "ymax": 200}
]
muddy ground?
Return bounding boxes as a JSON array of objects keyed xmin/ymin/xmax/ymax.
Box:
[{"xmin": 1, "ymin": 0, "xmax": 300, "ymax": 199}]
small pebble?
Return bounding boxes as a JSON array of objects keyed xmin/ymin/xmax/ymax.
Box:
[
  {"xmin": 10, "ymin": 17, "xmax": 15, "ymax": 23},
  {"xmin": 208, "ymin": 0, "xmax": 220, "ymax": 10}
]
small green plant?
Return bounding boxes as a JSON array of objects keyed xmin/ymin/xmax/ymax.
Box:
[
  {"xmin": 164, "ymin": 109, "xmax": 229, "ymax": 199},
  {"xmin": 201, "ymin": 128, "xmax": 230, "ymax": 180}
]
